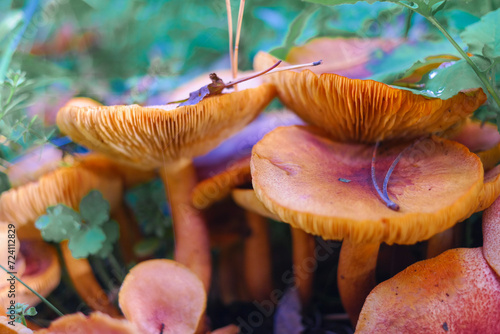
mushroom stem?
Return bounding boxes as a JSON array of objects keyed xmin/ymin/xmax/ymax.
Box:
[
  {"xmin": 159, "ymin": 160, "xmax": 212, "ymax": 291},
  {"xmin": 244, "ymin": 210, "xmax": 273, "ymax": 301},
  {"xmin": 111, "ymin": 203, "xmax": 140, "ymax": 264},
  {"xmin": 291, "ymin": 227, "xmax": 316, "ymax": 306},
  {"xmin": 337, "ymin": 240, "xmax": 380, "ymax": 326},
  {"xmin": 426, "ymin": 226, "xmax": 458, "ymax": 259},
  {"xmin": 60, "ymin": 241, "xmax": 120, "ymax": 317}
]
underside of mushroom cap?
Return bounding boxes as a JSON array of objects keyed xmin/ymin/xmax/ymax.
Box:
[
  {"xmin": 251, "ymin": 125, "xmax": 483, "ymax": 244},
  {"xmin": 0, "ymin": 165, "xmax": 122, "ymax": 239},
  {"xmin": 57, "ymin": 84, "xmax": 276, "ymax": 169},
  {"xmin": 254, "ymin": 52, "xmax": 486, "ymax": 143},
  {"xmin": 36, "ymin": 312, "xmax": 137, "ymax": 334},
  {"xmin": 118, "ymin": 259, "xmax": 206, "ymax": 334},
  {"xmin": 476, "ymin": 165, "xmax": 500, "ymax": 212},
  {"xmin": 355, "ymin": 248, "xmax": 500, "ymax": 333}
]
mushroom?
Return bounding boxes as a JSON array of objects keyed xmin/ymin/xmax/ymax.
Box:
[
  {"xmin": 192, "ymin": 110, "xmax": 303, "ymax": 302},
  {"xmin": 284, "ymin": 37, "xmax": 400, "ymax": 78},
  {"xmin": 35, "ymin": 312, "xmax": 137, "ymax": 334},
  {"xmin": 0, "ymin": 240, "xmax": 61, "ymax": 316},
  {"xmin": 250, "ymin": 125, "xmax": 484, "ymax": 325},
  {"xmin": 118, "ymin": 259, "xmax": 206, "ymax": 334},
  {"xmin": 56, "ymin": 81, "xmax": 276, "ymax": 291},
  {"xmin": 482, "ymin": 192, "xmax": 500, "ymax": 276},
  {"xmin": 254, "ymin": 51, "xmax": 486, "ymax": 143},
  {"xmin": 0, "ymin": 316, "xmax": 33, "ymax": 334},
  {"xmin": 0, "ymin": 164, "xmax": 122, "ymax": 316},
  {"xmin": 451, "ymin": 119, "xmax": 500, "ymax": 171},
  {"xmin": 355, "ymin": 248, "xmax": 500, "ymax": 333}
]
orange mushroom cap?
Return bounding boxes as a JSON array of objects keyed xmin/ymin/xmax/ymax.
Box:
[
  {"xmin": 0, "ymin": 316, "xmax": 33, "ymax": 334},
  {"xmin": 35, "ymin": 312, "xmax": 137, "ymax": 334},
  {"xmin": 231, "ymin": 189, "xmax": 280, "ymax": 221},
  {"xmin": 254, "ymin": 51, "xmax": 486, "ymax": 143},
  {"xmin": 0, "ymin": 241, "xmax": 60, "ymax": 314},
  {"xmin": 452, "ymin": 119, "xmax": 500, "ymax": 171},
  {"xmin": 476, "ymin": 164, "xmax": 500, "ymax": 212},
  {"xmin": 0, "ymin": 164, "xmax": 122, "ymax": 240},
  {"xmin": 57, "ymin": 84, "xmax": 276, "ymax": 169},
  {"xmin": 356, "ymin": 248, "xmax": 500, "ymax": 333},
  {"xmin": 118, "ymin": 259, "xmax": 206, "ymax": 334},
  {"xmin": 482, "ymin": 195, "xmax": 500, "ymax": 276},
  {"xmin": 251, "ymin": 125, "xmax": 483, "ymax": 244}
]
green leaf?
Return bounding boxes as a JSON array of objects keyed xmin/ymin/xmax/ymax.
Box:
[
  {"xmin": 0, "ymin": 171, "xmax": 10, "ymax": 194},
  {"xmin": 35, "ymin": 205, "xmax": 82, "ymax": 242},
  {"xmin": 68, "ymin": 226, "xmax": 106, "ymax": 259},
  {"xmin": 461, "ymin": 8, "xmax": 500, "ymax": 62},
  {"xmin": 25, "ymin": 307, "xmax": 37, "ymax": 316},
  {"xmin": 443, "ymin": 0, "xmax": 500, "ymax": 17},
  {"xmin": 304, "ymin": 0, "xmax": 447, "ymax": 17},
  {"xmin": 270, "ymin": 6, "xmax": 318, "ymax": 59},
  {"xmin": 79, "ymin": 190, "xmax": 110, "ymax": 227},
  {"xmin": 400, "ymin": 58, "xmax": 486, "ymax": 99},
  {"xmin": 96, "ymin": 220, "xmax": 120, "ymax": 258}
]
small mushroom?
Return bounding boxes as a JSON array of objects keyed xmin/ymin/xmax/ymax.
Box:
[
  {"xmin": 251, "ymin": 125, "xmax": 484, "ymax": 324},
  {"xmin": 452, "ymin": 119, "xmax": 500, "ymax": 171},
  {"xmin": 0, "ymin": 240, "xmax": 60, "ymax": 316},
  {"xmin": 0, "ymin": 316, "xmax": 33, "ymax": 334},
  {"xmin": 482, "ymin": 194, "xmax": 500, "ymax": 276},
  {"xmin": 355, "ymin": 248, "xmax": 500, "ymax": 333},
  {"xmin": 35, "ymin": 312, "xmax": 137, "ymax": 334},
  {"xmin": 118, "ymin": 259, "xmax": 206, "ymax": 334}
]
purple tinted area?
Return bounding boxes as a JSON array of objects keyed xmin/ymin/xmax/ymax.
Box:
[{"xmin": 194, "ymin": 111, "xmax": 304, "ymax": 180}]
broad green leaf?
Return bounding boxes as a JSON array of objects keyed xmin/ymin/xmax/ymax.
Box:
[
  {"xmin": 0, "ymin": 171, "xmax": 10, "ymax": 194},
  {"xmin": 401, "ymin": 58, "xmax": 486, "ymax": 99},
  {"xmin": 367, "ymin": 40, "xmax": 458, "ymax": 83},
  {"xmin": 270, "ymin": 6, "xmax": 318, "ymax": 59},
  {"xmin": 461, "ymin": 8, "xmax": 500, "ymax": 61},
  {"xmin": 68, "ymin": 226, "xmax": 106, "ymax": 259},
  {"xmin": 36, "ymin": 205, "xmax": 82, "ymax": 242},
  {"xmin": 79, "ymin": 190, "xmax": 110, "ymax": 227},
  {"xmin": 443, "ymin": 0, "xmax": 500, "ymax": 17},
  {"xmin": 304, "ymin": 0, "xmax": 446, "ymax": 17},
  {"xmin": 96, "ymin": 220, "xmax": 120, "ymax": 258}
]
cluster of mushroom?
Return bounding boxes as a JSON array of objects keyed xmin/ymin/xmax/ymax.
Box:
[{"xmin": 3, "ymin": 36, "xmax": 500, "ymax": 333}]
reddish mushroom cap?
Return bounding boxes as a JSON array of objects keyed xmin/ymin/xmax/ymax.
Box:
[
  {"xmin": 251, "ymin": 125, "xmax": 483, "ymax": 244},
  {"xmin": 356, "ymin": 248, "xmax": 500, "ymax": 333},
  {"xmin": 483, "ymin": 195, "xmax": 500, "ymax": 276},
  {"xmin": 118, "ymin": 259, "xmax": 206, "ymax": 334},
  {"xmin": 35, "ymin": 312, "xmax": 137, "ymax": 334}
]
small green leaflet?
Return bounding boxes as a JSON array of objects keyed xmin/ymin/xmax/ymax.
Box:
[
  {"xmin": 0, "ymin": 171, "xmax": 10, "ymax": 194},
  {"xmin": 461, "ymin": 8, "xmax": 500, "ymax": 62},
  {"xmin": 35, "ymin": 190, "xmax": 120, "ymax": 259},
  {"xmin": 304, "ymin": 0, "xmax": 446, "ymax": 18}
]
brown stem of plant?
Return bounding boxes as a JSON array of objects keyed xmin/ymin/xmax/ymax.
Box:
[
  {"xmin": 60, "ymin": 241, "xmax": 120, "ymax": 317},
  {"xmin": 233, "ymin": 0, "xmax": 246, "ymax": 90},
  {"xmin": 218, "ymin": 243, "xmax": 245, "ymax": 304},
  {"xmin": 225, "ymin": 0, "xmax": 234, "ymax": 79},
  {"xmin": 244, "ymin": 211, "xmax": 273, "ymax": 301},
  {"xmin": 159, "ymin": 160, "xmax": 212, "ymax": 292},
  {"xmin": 338, "ymin": 240, "xmax": 380, "ymax": 326},
  {"xmin": 111, "ymin": 203, "xmax": 140, "ymax": 264},
  {"xmin": 291, "ymin": 227, "xmax": 316, "ymax": 306}
]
